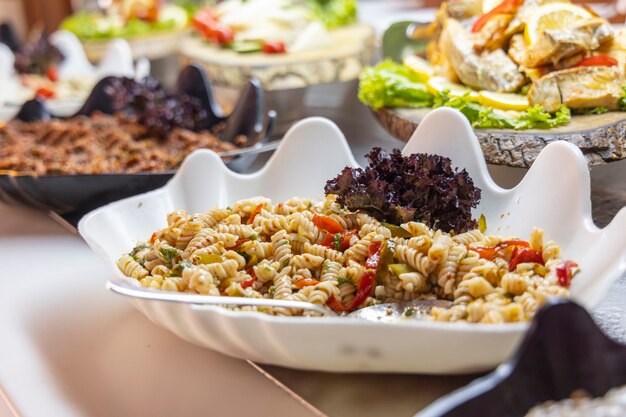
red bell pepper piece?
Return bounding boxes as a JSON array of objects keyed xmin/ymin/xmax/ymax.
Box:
[
  {"xmin": 326, "ymin": 296, "xmax": 348, "ymax": 312},
  {"xmin": 192, "ymin": 8, "xmax": 218, "ymax": 33},
  {"xmin": 325, "ymin": 241, "xmax": 382, "ymax": 313},
  {"xmin": 241, "ymin": 268, "xmax": 256, "ymax": 289},
  {"xmin": 233, "ymin": 238, "xmax": 250, "ymax": 250},
  {"xmin": 247, "ymin": 203, "xmax": 265, "ymax": 224},
  {"xmin": 46, "ymin": 65, "xmax": 58, "ymax": 82},
  {"xmin": 321, "ymin": 229, "xmax": 357, "ymax": 251},
  {"xmin": 339, "ymin": 233, "xmax": 353, "ymax": 252},
  {"xmin": 365, "ymin": 241, "xmax": 382, "ymax": 270},
  {"xmin": 475, "ymin": 246, "xmax": 499, "ymax": 260},
  {"xmin": 474, "ymin": 239, "xmax": 530, "ymax": 260},
  {"xmin": 262, "ymin": 40, "xmax": 286, "ymax": 54},
  {"xmin": 320, "ymin": 233, "xmax": 336, "ymax": 248},
  {"xmin": 35, "ymin": 86, "xmax": 55, "ymax": 99},
  {"xmin": 574, "ymin": 55, "xmax": 618, "ymax": 68},
  {"xmin": 213, "ymin": 24, "xmax": 234, "ymax": 45},
  {"xmin": 294, "ymin": 278, "xmax": 320, "ymax": 289},
  {"xmin": 509, "ymin": 247, "xmax": 544, "ymax": 271},
  {"xmin": 556, "ymin": 260, "xmax": 579, "ymax": 287},
  {"xmin": 149, "ymin": 232, "xmax": 158, "ymax": 244},
  {"xmin": 471, "ymin": 0, "xmax": 524, "ymax": 33},
  {"xmin": 312, "ymin": 214, "xmax": 345, "ymax": 234}
]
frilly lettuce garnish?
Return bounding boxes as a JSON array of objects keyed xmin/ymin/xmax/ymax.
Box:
[
  {"xmin": 358, "ymin": 60, "xmax": 572, "ymax": 130},
  {"xmin": 309, "ymin": 0, "xmax": 357, "ymax": 29},
  {"xmin": 324, "ymin": 148, "xmax": 482, "ymax": 233},
  {"xmin": 358, "ymin": 60, "xmax": 434, "ymax": 110}
]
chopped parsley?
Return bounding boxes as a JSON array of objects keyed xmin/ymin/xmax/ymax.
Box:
[
  {"xmin": 159, "ymin": 246, "xmax": 181, "ymax": 264},
  {"xmin": 333, "ymin": 234, "xmax": 342, "ymax": 251},
  {"xmin": 337, "ymin": 276, "xmax": 352, "ymax": 286}
]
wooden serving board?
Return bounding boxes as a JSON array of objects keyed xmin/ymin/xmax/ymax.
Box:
[
  {"xmin": 374, "ymin": 107, "xmax": 626, "ymax": 168},
  {"xmin": 179, "ymin": 24, "xmax": 375, "ymax": 90}
]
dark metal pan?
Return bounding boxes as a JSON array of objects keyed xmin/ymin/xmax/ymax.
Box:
[{"xmin": 0, "ymin": 64, "xmax": 276, "ymax": 225}]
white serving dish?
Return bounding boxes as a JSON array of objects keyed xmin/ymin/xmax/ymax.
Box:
[
  {"xmin": 78, "ymin": 108, "xmax": 626, "ymax": 374},
  {"xmin": 0, "ymin": 30, "xmax": 149, "ymax": 118}
]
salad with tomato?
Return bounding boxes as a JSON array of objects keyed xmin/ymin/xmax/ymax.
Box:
[{"xmin": 191, "ymin": 0, "xmax": 357, "ymax": 54}]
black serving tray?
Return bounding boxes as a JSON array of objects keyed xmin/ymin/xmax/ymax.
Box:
[
  {"xmin": 0, "ymin": 64, "xmax": 275, "ymax": 225},
  {"xmin": 416, "ymin": 299, "xmax": 626, "ymax": 417}
]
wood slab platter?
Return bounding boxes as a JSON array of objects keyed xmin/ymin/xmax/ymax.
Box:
[
  {"xmin": 375, "ymin": 107, "xmax": 626, "ymax": 168},
  {"xmin": 179, "ymin": 24, "xmax": 375, "ymax": 90},
  {"xmin": 81, "ymin": 30, "xmax": 187, "ymax": 61}
]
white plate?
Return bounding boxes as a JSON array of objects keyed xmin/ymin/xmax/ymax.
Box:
[{"xmin": 78, "ymin": 108, "xmax": 626, "ymax": 374}]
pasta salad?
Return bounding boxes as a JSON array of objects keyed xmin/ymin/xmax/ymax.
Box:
[{"xmin": 117, "ymin": 195, "xmax": 579, "ymax": 322}]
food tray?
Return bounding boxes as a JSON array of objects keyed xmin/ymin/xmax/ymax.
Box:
[
  {"xmin": 374, "ymin": 107, "xmax": 626, "ymax": 168},
  {"xmin": 371, "ymin": 21, "xmax": 626, "ymax": 168},
  {"xmin": 0, "ymin": 64, "xmax": 275, "ymax": 224}
]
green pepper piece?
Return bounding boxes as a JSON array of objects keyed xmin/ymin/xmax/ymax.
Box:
[
  {"xmin": 246, "ymin": 254, "xmax": 259, "ymax": 268},
  {"xmin": 333, "ymin": 234, "xmax": 342, "ymax": 251},
  {"xmin": 387, "ymin": 263, "xmax": 415, "ymax": 276},
  {"xmin": 478, "ymin": 214, "xmax": 487, "ymax": 233},
  {"xmin": 381, "ymin": 222, "xmax": 413, "ymax": 238},
  {"xmin": 195, "ymin": 253, "xmax": 224, "ymax": 265},
  {"xmin": 375, "ymin": 239, "xmax": 396, "ymax": 283}
]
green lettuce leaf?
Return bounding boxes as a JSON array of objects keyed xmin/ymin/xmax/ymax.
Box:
[
  {"xmin": 358, "ymin": 60, "xmax": 433, "ymax": 110},
  {"xmin": 61, "ymin": 12, "xmax": 181, "ymax": 40},
  {"xmin": 513, "ymin": 105, "xmax": 571, "ymax": 130},
  {"xmin": 357, "ymin": 61, "xmax": 571, "ymax": 130},
  {"xmin": 309, "ymin": 0, "xmax": 357, "ymax": 29}
]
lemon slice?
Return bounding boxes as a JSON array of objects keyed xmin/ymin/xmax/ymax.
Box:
[
  {"xmin": 478, "ymin": 91, "xmax": 529, "ymax": 111},
  {"xmin": 158, "ymin": 4, "xmax": 189, "ymax": 27},
  {"xmin": 426, "ymin": 77, "xmax": 480, "ymax": 100},
  {"xmin": 482, "ymin": 0, "xmax": 504, "ymax": 13},
  {"xmin": 524, "ymin": 3, "xmax": 592, "ymax": 44},
  {"xmin": 403, "ymin": 55, "xmax": 435, "ymax": 81}
]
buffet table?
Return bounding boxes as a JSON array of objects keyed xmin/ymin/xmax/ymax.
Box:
[
  {"xmin": 2, "ymin": 1, "xmax": 626, "ymax": 416},
  {"xmin": 1, "ymin": 93, "xmax": 625, "ymax": 417}
]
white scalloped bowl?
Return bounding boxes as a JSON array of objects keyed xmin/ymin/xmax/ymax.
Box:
[{"xmin": 78, "ymin": 108, "xmax": 626, "ymax": 374}]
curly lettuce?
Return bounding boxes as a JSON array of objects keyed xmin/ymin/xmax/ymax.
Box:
[
  {"xmin": 61, "ymin": 11, "xmax": 182, "ymax": 40},
  {"xmin": 358, "ymin": 60, "xmax": 433, "ymax": 110},
  {"xmin": 514, "ymin": 105, "xmax": 571, "ymax": 130},
  {"xmin": 358, "ymin": 61, "xmax": 571, "ymax": 130},
  {"xmin": 309, "ymin": 0, "xmax": 357, "ymax": 29}
]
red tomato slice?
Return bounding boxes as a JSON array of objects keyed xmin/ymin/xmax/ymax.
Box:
[
  {"xmin": 556, "ymin": 260, "xmax": 579, "ymax": 287},
  {"xmin": 472, "ymin": 0, "xmax": 524, "ymax": 33},
  {"xmin": 241, "ymin": 268, "xmax": 256, "ymax": 288},
  {"xmin": 293, "ymin": 278, "xmax": 320, "ymax": 289},
  {"xmin": 312, "ymin": 215, "xmax": 345, "ymax": 234},
  {"xmin": 35, "ymin": 87, "xmax": 55, "ymax": 99},
  {"xmin": 247, "ymin": 203, "xmax": 265, "ymax": 225},
  {"xmin": 261, "ymin": 41, "xmax": 286, "ymax": 54},
  {"xmin": 46, "ymin": 65, "xmax": 58, "ymax": 82},
  {"xmin": 574, "ymin": 55, "xmax": 618, "ymax": 68},
  {"xmin": 509, "ymin": 247, "xmax": 544, "ymax": 271}
]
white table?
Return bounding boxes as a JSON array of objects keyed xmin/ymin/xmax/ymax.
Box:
[{"xmin": 0, "ymin": 204, "xmax": 318, "ymax": 417}]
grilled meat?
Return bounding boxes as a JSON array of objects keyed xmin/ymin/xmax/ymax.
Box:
[
  {"xmin": 473, "ymin": 13, "xmax": 513, "ymax": 52},
  {"xmin": 524, "ymin": 19, "xmax": 614, "ymax": 68},
  {"xmin": 528, "ymin": 66, "xmax": 624, "ymax": 112},
  {"xmin": 440, "ymin": 18, "xmax": 525, "ymax": 92}
]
